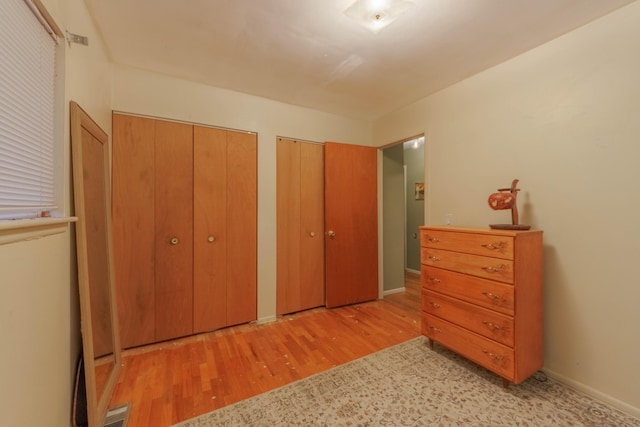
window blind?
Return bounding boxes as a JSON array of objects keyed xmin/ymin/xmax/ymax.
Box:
[{"xmin": 0, "ymin": 0, "xmax": 57, "ymax": 220}]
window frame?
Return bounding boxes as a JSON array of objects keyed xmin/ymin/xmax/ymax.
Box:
[{"xmin": 0, "ymin": 0, "xmax": 75, "ymax": 244}]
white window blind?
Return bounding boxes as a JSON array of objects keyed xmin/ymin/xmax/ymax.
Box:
[{"xmin": 0, "ymin": 0, "xmax": 57, "ymax": 220}]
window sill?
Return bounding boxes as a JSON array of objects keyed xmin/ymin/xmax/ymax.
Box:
[{"xmin": 0, "ymin": 217, "xmax": 78, "ymax": 246}]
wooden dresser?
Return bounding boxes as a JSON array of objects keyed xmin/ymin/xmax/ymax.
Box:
[{"xmin": 420, "ymin": 226, "xmax": 543, "ymax": 387}]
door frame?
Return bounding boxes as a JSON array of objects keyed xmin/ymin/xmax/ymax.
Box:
[{"xmin": 378, "ymin": 133, "xmax": 426, "ymax": 296}]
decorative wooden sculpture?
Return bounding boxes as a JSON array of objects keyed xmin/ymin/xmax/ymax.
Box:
[{"xmin": 488, "ymin": 179, "xmax": 530, "ymax": 230}]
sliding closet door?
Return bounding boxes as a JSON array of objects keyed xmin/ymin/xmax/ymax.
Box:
[
  {"xmin": 112, "ymin": 114, "xmax": 156, "ymax": 348},
  {"xmin": 193, "ymin": 127, "xmax": 228, "ymax": 332},
  {"xmin": 226, "ymin": 131, "xmax": 257, "ymax": 325},
  {"xmin": 154, "ymin": 120, "xmax": 194, "ymax": 341},
  {"xmin": 276, "ymin": 138, "xmax": 325, "ymax": 315},
  {"xmin": 299, "ymin": 142, "xmax": 325, "ymax": 309},
  {"xmin": 114, "ymin": 115, "xmax": 256, "ymax": 345},
  {"xmin": 276, "ymin": 138, "xmax": 302, "ymax": 315},
  {"xmin": 193, "ymin": 126, "xmax": 257, "ymax": 331}
]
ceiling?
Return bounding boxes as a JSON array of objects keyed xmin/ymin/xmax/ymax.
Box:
[{"xmin": 85, "ymin": 0, "xmax": 636, "ymax": 121}]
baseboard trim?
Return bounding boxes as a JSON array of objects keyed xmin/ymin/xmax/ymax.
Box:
[
  {"xmin": 383, "ymin": 287, "xmax": 406, "ymax": 296},
  {"xmin": 405, "ymin": 268, "xmax": 420, "ymax": 275},
  {"xmin": 542, "ymin": 368, "xmax": 640, "ymax": 419},
  {"xmin": 256, "ymin": 315, "xmax": 277, "ymax": 325}
]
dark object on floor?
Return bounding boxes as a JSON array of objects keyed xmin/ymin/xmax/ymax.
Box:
[{"xmin": 72, "ymin": 353, "xmax": 88, "ymax": 427}]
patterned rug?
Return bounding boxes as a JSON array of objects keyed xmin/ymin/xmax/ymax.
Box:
[{"xmin": 173, "ymin": 336, "xmax": 639, "ymax": 426}]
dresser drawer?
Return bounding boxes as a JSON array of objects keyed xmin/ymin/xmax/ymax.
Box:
[
  {"xmin": 421, "ymin": 229, "xmax": 514, "ymax": 260},
  {"xmin": 422, "ymin": 247, "xmax": 514, "ymax": 283},
  {"xmin": 423, "ymin": 290, "xmax": 514, "ymax": 347},
  {"xmin": 423, "ymin": 314, "xmax": 515, "ymax": 380},
  {"xmin": 421, "ymin": 265, "xmax": 514, "ymax": 315}
]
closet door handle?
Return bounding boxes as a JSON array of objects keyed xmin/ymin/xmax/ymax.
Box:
[
  {"xmin": 327, "ymin": 230, "xmax": 336, "ymax": 238},
  {"xmin": 309, "ymin": 231, "xmax": 315, "ymax": 237},
  {"xmin": 170, "ymin": 237, "xmax": 179, "ymax": 245},
  {"xmin": 208, "ymin": 236, "xmax": 215, "ymax": 243}
]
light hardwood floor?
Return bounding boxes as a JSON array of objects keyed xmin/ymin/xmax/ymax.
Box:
[{"xmin": 109, "ymin": 271, "xmax": 421, "ymax": 427}]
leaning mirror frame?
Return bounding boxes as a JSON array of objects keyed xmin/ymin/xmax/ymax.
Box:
[{"xmin": 70, "ymin": 101, "xmax": 122, "ymax": 427}]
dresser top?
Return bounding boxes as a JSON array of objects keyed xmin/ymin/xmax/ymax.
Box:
[{"xmin": 420, "ymin": 225, "xmax": 543, "ymax": 237}]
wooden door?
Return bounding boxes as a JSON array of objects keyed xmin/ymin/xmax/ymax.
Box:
[
  {"xmin": 226, "ymin": 131, "xmax": 257, "ymax": 325},
  {"xmin": 300, "ymin": 142, "xmax": 325, "ymax": 309},
  {"xmin": 276, "ymin": 138, "xmax": 301, "ymax": 315},
  {"xmin": 324, "ymin": 142, "xmax": 378, "ymax": 308},
  {"xmin": 193, "ymin": 126, "xmax": 228, "ymax": 332},
  {"xmin": 112, "ymin": 113, "xmax": 156, "ymax": 348},
  {"xmin": 193, "ymin": 127, "xmax": 257, "ymax": 329},
  {"xmin": 276, "ymin": 138, "xmax": 325, "ymax": 315},
  {"xmin": 154, "ymin": 120, "xmax": 194, "ymax": 341}
]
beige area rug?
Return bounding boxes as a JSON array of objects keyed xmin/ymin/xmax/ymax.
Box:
[{"xmin": 173, "ymin": 336, "xmax": 639, "ymax": 426}]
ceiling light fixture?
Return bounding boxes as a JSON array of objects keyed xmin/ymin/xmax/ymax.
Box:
[{"xmin": 344, "ymin": 0, "xmax": 415, "ymax": 34}]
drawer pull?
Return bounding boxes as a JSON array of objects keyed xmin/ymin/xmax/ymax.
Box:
[
  {"xmin": 482, "ymin": 264, "xmax": 506, "ymax": 273},
  {"xmin": 483, "ymin": 321, "xmax": 502, "ymax": 330},
  {"xmin": 481, "ymin": 241, "xmax": 506, "ymax": 250},
  {"xmin": 429, "ymin": 302, "xmax": 441, "ymax": 309},
  {"xmin": 427, "ymin": 276, "xmax": 441, "ymax": 284},
  {"xmin": 426, "ymin": 235, "xmax": 440, "ymax": 243},
  {"xmin": 428, "ymin": 255, "xmax": 441, "ymax": 262},
  {"xmin": 428, "ymin": 326, "xmax": 442, "ymax": 333},
  {"xmin": 482, "ymin": 350, "xmax": 504, "ymax": 361},
  {"xmin": 482, "ymin": 291, "xmax": 502, "ymax": 300}
]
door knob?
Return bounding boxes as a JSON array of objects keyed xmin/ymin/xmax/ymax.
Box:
[
  {"xmin": 309, "ymin": 231, "xmax": 315, "ymax": 237},
  {"xmin": 170, "ymin": 237, "xmax": 179, "ymax": 245},
  {"xmin": 208, "ymin": 236, "xmax": 215, "ymax": 243},
  {"xmin": 327, "ymin": 230, "xmax": 336, "ymax": 238}
]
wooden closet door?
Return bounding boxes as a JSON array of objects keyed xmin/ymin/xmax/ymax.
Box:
[
  {"xmin": 193, "ymin": 126, "xmax": 228, "ymax": 332},
  {"xmin": 112, "ymin": 114, "xmax": 156, "ymax": 348},
  {"xmin": 226, "ymin": 131, "xmax": 257, "ymax": 325},
  {"xmin": 276, "ymin": 139, "xmax": 325, "ymax": 315},
  {"xmin": 276, "ymin": 138, "xmax": 302, "ymax": 315},
  {"xmin": 300, "ymin": 142, "xmax": 325, "ymax": 309},
  {"xmin": 154, "ymin": 120, "xmax": 194, "ymax": 341}
]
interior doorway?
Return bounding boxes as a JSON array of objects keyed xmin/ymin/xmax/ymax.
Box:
[{"xmin": 382, "ymin": 135, "xmax": 425, "ymax": 294}]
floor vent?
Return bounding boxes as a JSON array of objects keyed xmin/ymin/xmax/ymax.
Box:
[{"xmin": 103, "ymin": 403, "xmax": 130, "ymax": 427}]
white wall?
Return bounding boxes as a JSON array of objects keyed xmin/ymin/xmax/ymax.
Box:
[
  {"xmin": 0, "ymin": 0, "xmax": 113, "ymax": 425},
  {"xmin": 5, "ymin": 0, "xmax": 639, "ymax": 423},
  {"xmin": 374, "ymin": 1, "xmax": 640, "ymax": 417},
  {"xmin": 111, "ymin": 65, "xmax": 372, "ymax": 322}
]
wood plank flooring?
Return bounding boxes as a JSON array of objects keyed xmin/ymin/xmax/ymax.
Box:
[{"xmin": 109, "ymin": 272, "xmax": 421, "ymax": 427}]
